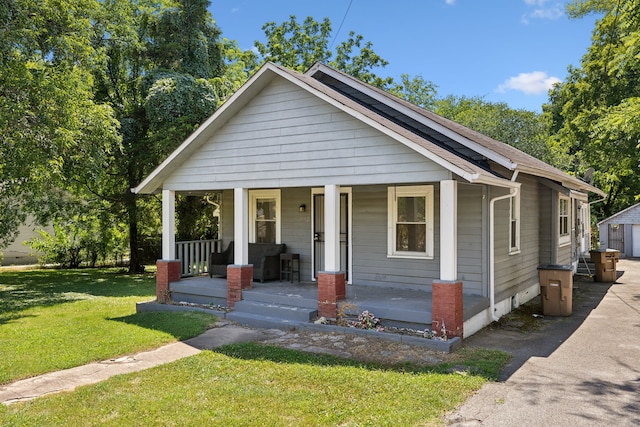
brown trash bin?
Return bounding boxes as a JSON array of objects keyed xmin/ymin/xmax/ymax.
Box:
[
  {"xmin": 590, "ymin": 249, "xmax": 620, "ymax": 282},
  {"xmin": 538, "ymin": 265, "xmax": 573, "ymax": 316}
]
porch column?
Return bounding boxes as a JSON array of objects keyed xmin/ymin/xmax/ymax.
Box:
[
  {"xmin": 318, "ymin": 184, "xmax": 346, "ymax": 319},
  {"xmin": 440, "ymin": 180, "xmax": 457, "ymax": 280},
  {"xmin": 156, "ymin": 189, "xmax": 180, "ymax": 303},
  {"xmin": 227, "ymin": 187, "xmax": 252, "ymax": 307},
  {"xmin": 162, "ymin": 189, "xmax": 176, "ymax": 260},
  {"xmin": 432, "ymin": 180, "xmax": 463, "ymax": 338}
]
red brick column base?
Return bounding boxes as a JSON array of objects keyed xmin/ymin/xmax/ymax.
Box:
[
  {"xmin": 227, "ymin": 265, "xmax": 253, "ymax": 308},
  {"xmin": 317, "ymin": 271, "xmax": 346, "ymax": 319},
  {"xmin": 431, "ymin": 280, "xmax": 464, "ymax": 338},
  {"xmin": 156, "ymin": 260, "xmax": 181, "ymax": 303}
]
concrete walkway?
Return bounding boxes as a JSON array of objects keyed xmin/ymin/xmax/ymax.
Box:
[
  {"xmin": 0, "ymin": 324, "xmax": 278, "ymax": 405},
  {"xmin": 447, "ymin": 258, "xmax": 640, "ymax": 426}
]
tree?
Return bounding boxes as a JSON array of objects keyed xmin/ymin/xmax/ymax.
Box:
[
  {"xmin": 90, "ymin": 0, "xmax": 223, "ymax": 272},
  {"xmin": 435, "ymin": 96, "xmax": 552, "ymax": 163},
  {"xmin": 545, "ymin": 1, "xmax": 640, "ymax": 218},
  {"xmin": 388, "ymin": 74, "xmax": 439, "ymax": 110},
  {"xmin": 254, "ymin": 16, "xmax": 392, "ymax": 89},
  {"xmin": 0, "ymin": 0, "xmax": 119, "ymax": 249}
]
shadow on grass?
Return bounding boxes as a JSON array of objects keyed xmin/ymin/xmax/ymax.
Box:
[
  {"xmin": 108, "ymin": 311, "xmax": 219, "ymax": 341},
  {"xmin": 213, "ymin": 342, "xmax": 510, "ymax": 381},
  {"xmin": 0, "ymin": 268, "xmax": 156, "ymax": 323}
]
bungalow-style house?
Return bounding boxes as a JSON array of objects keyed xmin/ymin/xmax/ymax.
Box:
[
  {"xmin": 597, "ymin": 202, "xmax": 640, "ymax": 257},
  {"xmin": 133, "ymin": 62, "xmax": 604, "ymax": 338}
]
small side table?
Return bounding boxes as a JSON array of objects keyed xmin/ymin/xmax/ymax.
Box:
[{"xmin": 280, "ymin": 253, "xmax": 300, "ymax": 282}]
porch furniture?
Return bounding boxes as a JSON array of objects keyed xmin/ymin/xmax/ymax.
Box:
[
  {"xmin": 280, "ymin": 253, "xmax": 300, "ymax": 282},
  {"xmin": 208, "ymin": 241, "xmax": 287, "ymax": 282}
]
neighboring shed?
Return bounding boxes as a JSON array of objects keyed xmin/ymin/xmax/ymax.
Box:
[
  {"xmin": 1, "ymin": 217, "xmax": 52, "ymax": 266},
  {"xmin": 598, "ymin": 202, "xmax": 640, "ymax": 257}
]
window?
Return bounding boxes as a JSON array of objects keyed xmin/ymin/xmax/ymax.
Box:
[
  {"xmin": 250, "ymin": 190, "xmax": 281, "ymax": 243},
  {"xmin": 509, "ymin": 194, "xmax": 520, "ymax": 254},
  {"xmin": 388, "ymin": 186, "xmax": 434, "ymax": 258},
  {"xmin": 559, "ymin": 196, "xmax": 570, "ymax": 246}
]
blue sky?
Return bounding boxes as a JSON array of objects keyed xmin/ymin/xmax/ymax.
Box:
[{"xmin": 208, "ymin": 0, "xmax": 601, "ymax": 112}]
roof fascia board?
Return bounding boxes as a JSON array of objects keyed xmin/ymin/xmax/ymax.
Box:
[
  {"xmin": 132, "ymin": 64, "xmax": 279, "ymax": 194},
  {"xmin": 517, "ymin": 164, "xmax": 606, "ymax": 197},
  {"xmin": 307, "ymin": 64, "xmax": 518, "ymax": 170}
]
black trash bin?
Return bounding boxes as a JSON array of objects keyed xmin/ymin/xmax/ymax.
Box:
[{"xmin": 537, "ymin": 264, "xmax": 573, "ymax": 316}]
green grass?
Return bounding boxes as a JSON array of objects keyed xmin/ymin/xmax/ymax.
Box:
[
  {"xmin": 0, "ymin": 268, "xmax": 217, "ymax": 384},
  {"xmin": 0, "ymin": 343, "xmax": 508, "ymax": 426},
  {"xmin": 0, "ymin": 268, "xmax": 511, "ymax": 426}
]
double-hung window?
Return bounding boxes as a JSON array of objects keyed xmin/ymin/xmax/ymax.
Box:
[
  {"xmin": 559, "ymin": 196, "xmax": 570, "ymax": 246},
  {"xmin": 388, "ymin": 185, "xmax": 434, "ymax": 259},
  {"xmin": 509, "ymin": 193, "xmax": 520, "ymax": 254},
  {"xmin": 249, "ymin": 190, "xmax": 281, "ymax": 243}
]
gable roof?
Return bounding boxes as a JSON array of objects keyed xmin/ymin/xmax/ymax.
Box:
[
  {"xmin": 133, "ymin": 62, "xmax": 604, "ymax": 197},
  {"xmin": 306, "ymin": 63, "xmax": 604, "ymax": 197},
  {"xmin": 597, "ymin": 202, "xmax": 640, "ymax": 226}
]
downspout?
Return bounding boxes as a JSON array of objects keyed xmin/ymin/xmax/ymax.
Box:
[{"xmin": 489, "ymin": 184, "xmax": 519, "ymax": 322}]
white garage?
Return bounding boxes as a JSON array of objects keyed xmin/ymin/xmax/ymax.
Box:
[{"xmin": 598, "ymin": 202, "xmax": 640, "ymax": 258}]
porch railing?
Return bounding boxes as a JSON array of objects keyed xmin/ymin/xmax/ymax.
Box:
[{"xmin": 175, "ymin": 239, "xmax": 222, "ymax": 277}]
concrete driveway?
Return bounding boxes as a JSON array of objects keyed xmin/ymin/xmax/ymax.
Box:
[{"xmin": 447, "ymin": 258, "xmax": 640, "ymax": 426}]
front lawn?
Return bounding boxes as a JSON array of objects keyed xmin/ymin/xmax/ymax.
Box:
[
  {"xmin": 0, "ymin": 343, "xmax": 507, "ymax": 426},
  {"xmin": 0, "ymin": 268, "xmax": 217, "ymax": 384},
  {"xmin": 0, "ymin": 267, "xmax": 510, "ymax": 426}
]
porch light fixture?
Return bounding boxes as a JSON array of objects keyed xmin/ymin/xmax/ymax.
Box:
[{"xmin": 299, "ymin": 204, "xmax": 306, "ymax": 212}]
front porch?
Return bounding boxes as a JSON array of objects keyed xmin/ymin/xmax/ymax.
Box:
[{"xmin": 169, "ymin": 275, "xmax": 489, "ymax": 332}]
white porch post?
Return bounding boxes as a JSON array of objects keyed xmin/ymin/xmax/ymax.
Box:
[
  {"xmin": 162, "ymin": 189, "xmax": 176, "ymax": 260},
  {"xmin": 234, "ymin": 187, "xmax": 249, "ymax": 265},
  {"xmin": 324, "ymin": 184, "xmax": 341, "ymax": 272},
  {"xmin": 440, "ymin": 180, "xmax": 458, "ymax": 281}
]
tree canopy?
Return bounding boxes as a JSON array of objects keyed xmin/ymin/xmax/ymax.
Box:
[
  {"xmin": 0, "ymin": 0, "xmax": 119, "ymax": 247},
  {"xmin": 254, "ymin": 15, "xmax": 393, "ymax": 89},
  {"xmin": 545, "ymin": 0, "xmax": 640, "ymax": 217}
]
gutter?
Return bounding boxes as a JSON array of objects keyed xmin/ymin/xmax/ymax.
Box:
[{"xmin": 489, "ymin": 185, "xmax": 520, "ymax": 322}]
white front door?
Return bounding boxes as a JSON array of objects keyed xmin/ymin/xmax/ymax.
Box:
[{"xmin": 311, "ymin": 188, "xmax": 352, "ymax": 282}]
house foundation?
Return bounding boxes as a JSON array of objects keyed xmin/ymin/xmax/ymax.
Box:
[
  {"xmin": 431, "ymin": 280, "xmax": 464, "ymax": 338},
  {"xmin": 156, "ymin": 260, "xmax": 181, "ymax": 303},
  {"xmin": 317, "ymin": 271, "xmax": 346, "ymax": 319},
  {"xmin": 227, "ymin": 265, "xmax": 253, "ymax": 308}
]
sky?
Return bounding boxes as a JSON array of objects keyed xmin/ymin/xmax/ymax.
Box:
[{"xmin": 208, "ymin": 0, "xmax": 602, "ymax": 112}]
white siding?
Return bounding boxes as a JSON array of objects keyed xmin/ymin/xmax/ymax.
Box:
[{"xmin": 163, "ymin": 77, "xmax": 450, "ymax": 191}]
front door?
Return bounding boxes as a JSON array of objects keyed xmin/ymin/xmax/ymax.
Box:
[{"xmin": 312, "ymin": 189, "xmax": 351, "ymax": 282}]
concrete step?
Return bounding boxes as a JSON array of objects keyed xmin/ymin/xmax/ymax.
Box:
[
  {"xmin": 170, "ymin": 282, "xmax": 227, "ymax": 306},
  {"xmin": 226, "ymin": 311, "xmax": 306, "ymax": 330},
  {"xmin": 231, "ymin": 300, "xmax": 318, "ymax": 322},
  {"xmin": 241, "ymin": 288, "xmax": 317, "ymax": 309}
]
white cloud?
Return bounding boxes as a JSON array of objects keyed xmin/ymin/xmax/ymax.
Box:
[
  {"xmin": 445, "ymin": 0, "xmax": 456, "ymax": 4},
  {"xmin": 521, "ymin": 0, "xmax": 564, "ymax": 24},
  {"xmin": 497, "ymin": 71, "xmax": 561, "ymax": 95}
]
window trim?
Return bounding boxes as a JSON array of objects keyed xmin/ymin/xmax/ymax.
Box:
[
  {"xmin": 509, "ymin": 193, "xmax": 521, "ymax": 255},
  {"xmin": 387, "ymin": 185, "xmax": 434, "ymax": 259},
  {"xmin": 249, "ymin": 189, "xmax": 281, "ymax": 244},
  {"xmin": 558, "ymin": 195, "xmax": 571, "ymax": 247}
]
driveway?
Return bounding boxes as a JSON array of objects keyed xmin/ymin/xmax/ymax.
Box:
[{"xmin": 447, "ymin": 258, "xmax": 640, "ymax": 426}]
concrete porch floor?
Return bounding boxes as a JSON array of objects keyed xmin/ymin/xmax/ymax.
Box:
[{"xmin": 172, "ymin": 275, "xmax": 489, "ymax": 325}]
